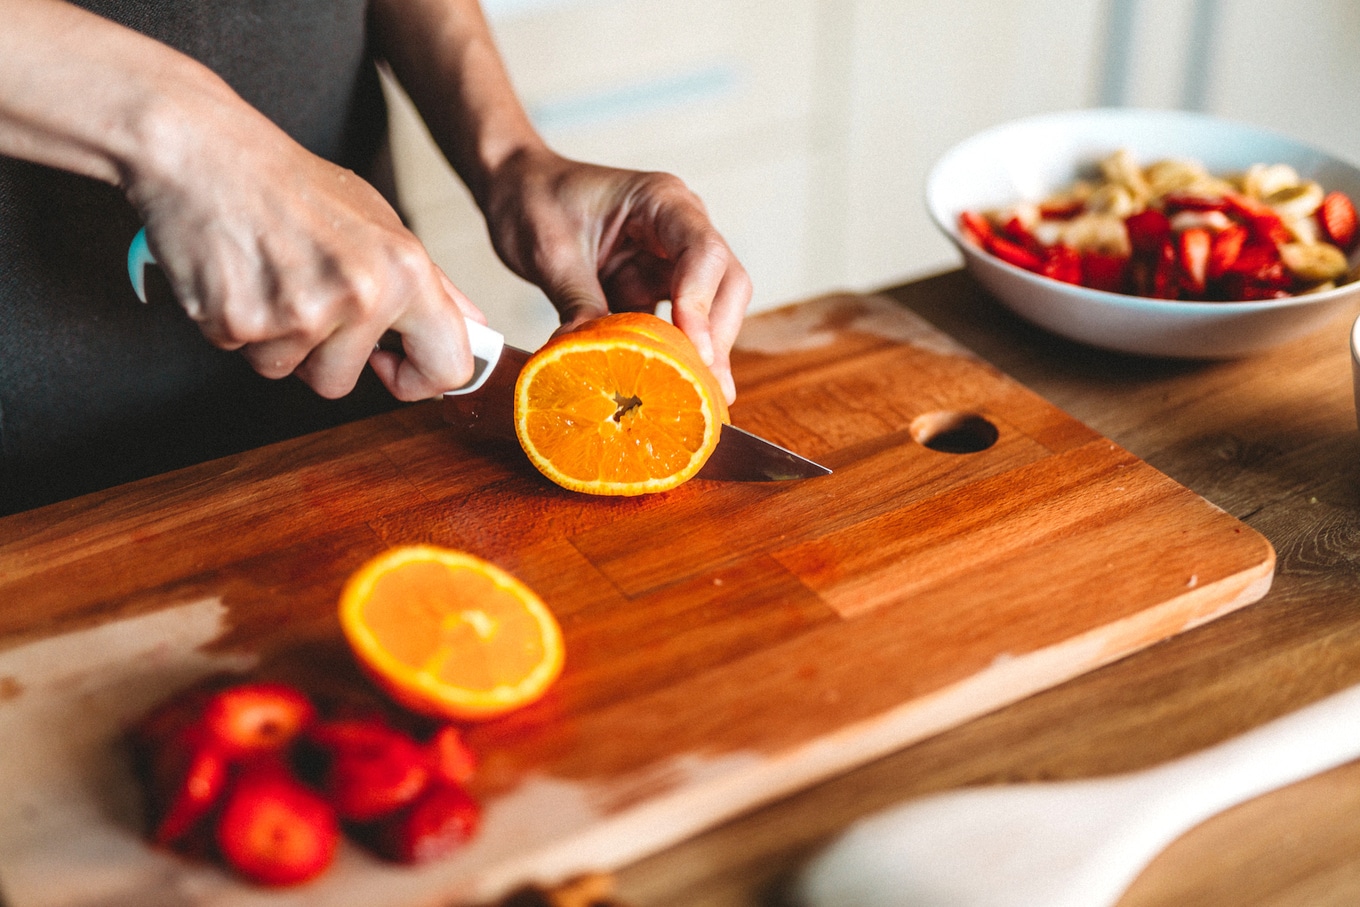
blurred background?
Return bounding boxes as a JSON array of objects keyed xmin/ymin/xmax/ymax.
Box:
[{"xmin": 385, "ymin": 0, "xmax": 1360, "ymax": 349}]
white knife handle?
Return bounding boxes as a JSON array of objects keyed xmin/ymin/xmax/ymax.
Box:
[
  {"xmin": 127, "ymin": 227, "xmax": 505, "ymax": 396},
  {"xmin": 446, "ymin": 319, "xmax": 505, "ymax": 396}
]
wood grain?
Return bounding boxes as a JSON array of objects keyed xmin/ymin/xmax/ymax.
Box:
[
  {"xmin": 0, "ymin": 288, "xmax": 1277, "ymax": 906},
  {"xmin": 610, "ymin": 272, "xmax": 1360, "ymax": 907}
]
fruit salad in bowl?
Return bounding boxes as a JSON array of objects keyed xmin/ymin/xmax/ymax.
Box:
[{"xmin": 927, "ymin": 108, "xmax": 1360, "ymax": 358}]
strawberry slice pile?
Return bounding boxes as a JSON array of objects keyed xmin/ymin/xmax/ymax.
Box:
[
  {"xmin": 959, "ymin": 176, "xmax": 1359, "ymax": 302},
  {"xmin": 126, "ymin": 679, "xmax": 481, "ymax": 886}
]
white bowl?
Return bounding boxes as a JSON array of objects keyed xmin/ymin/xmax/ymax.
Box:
[
  {"xmin": 1352, "ymin": 315, "xmax": 1360, "ymax": 431},
  {"xmin": 926, "ymin": 108, "xmax": 1360, "ymax": 358}
]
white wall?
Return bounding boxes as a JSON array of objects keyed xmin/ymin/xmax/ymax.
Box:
[{"xmin": 389, "ymin": 0, "xmax": 1360, "ymax": 350}]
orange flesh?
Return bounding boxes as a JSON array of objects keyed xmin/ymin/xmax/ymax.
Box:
[
  {"xmin": 361, "ymin": 561, "xmax": 548, "ymax": 694},
  {"xmin": 514, "ymin": 314, "xmax": 729, "ymax": 495}
]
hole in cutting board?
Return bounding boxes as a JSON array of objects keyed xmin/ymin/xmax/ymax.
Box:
[{"xmin": 911, "ymin": 411, "xmax": 999, "ymax": 454}]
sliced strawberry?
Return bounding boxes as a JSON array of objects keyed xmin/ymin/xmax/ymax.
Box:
[
  {"xmin": 983, "ymin": 234, "xmax": 1044, "ymax": 272},
  {"xmin": 1177, "ymin": 227, "xmax": 1212, "ymax": 296},
  {"xmin": 1161, "ymin": 193, "xmax": 1230, "ymax": 214},
  {"xmin": 1040, "ymin": 245, "xmax": 1082, "ymax": 284},
  {"xmin": 201, "ymin": 682, "xmax": 315, "ymax": 757},
  {"xmin": 360, "ymin": 781, "xmax": 481, "ymax": 864},
  {"xmin": 1206, "ymin": 223, "xmax": 1248, "ymax": 280},
  {"xmin": 1124, "ymin": 209, "xmax": 1172, "ymax": 257},
  {"xmin": 215, "ymin": 762, "xmax": 339, "ymax": 887},
  {"xmin": 1038, "ymin": 198, "xmax": 1085, "ymax": 219},
  {"xmin": 302, "ymin": 718, "xmax": 431, "ymax": 822},
  {"xmin": 1149, "ymin": 238, "xmax": 1181, "ymax": 299},
  {"xmin": 1223, "ymin": 193, "xmax": 1293, "ymax": 247},
  {"xmin": 1080, "ymin": 252, "xmax": 1129, "ymax": 293},
  {"xmin": 999, "ymin": 215, "xmax": 1041, "ymax": 249},
  {"xmin": 1317, "ymin": 190, "xmax": 1358, "ymax": 250},
  {"xmin": 426, "ymin": 726, "xmax": 477, "ymax": 785},
  {"xmin": 1220, "ymin": 241, "xmax": 1291, "ymax": 299},
  {"xmin": 957, "ymin": 211, "xmax": 994, "ymax": 246},
  {"xmin": 142, "ymin": 729, "xmax": 231, "ymax": 848}
]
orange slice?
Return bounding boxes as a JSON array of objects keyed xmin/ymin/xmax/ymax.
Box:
[
  {"xmin": 514, "ymin": 312, "xmax": 731, "ymax": 495},
  {"xmin": 338, "ymin": 545, "xmax": 564, "ymax": 721}
]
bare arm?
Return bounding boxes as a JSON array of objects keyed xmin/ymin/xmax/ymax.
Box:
[
  {"xmin": 0, "ymin": 0, "xmax": 482, "ymax": 401},
  {"xmin": 370, "ymin": 0, "xmax": 751, "ymax": 401}
]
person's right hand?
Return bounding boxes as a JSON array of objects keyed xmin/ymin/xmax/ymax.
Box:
[{"xmin": 129, "ymin": 91, "xmax": 483, "ymax": 401}]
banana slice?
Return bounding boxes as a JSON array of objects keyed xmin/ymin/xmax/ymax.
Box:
[
  {"xmin": 1059, "ymin": 212, "xmax": 1131, "ymax": 256},
  {"xmin": 1286, "ymin": 215, "xmax": 1321, "ymax": 245},
  {"xmin": 1144, "ymin": 158, "xmax": 1210, "ymax": 196},
  {"xmin": 1264, "ymin": 181, "xmax": 1324, "ymax": 222},
  {"xmin": 1243, "ymin": 162, "xmax": 1302, "ymax": 200},
  {"xmin": 1099, "ymin": 149, "xmax": 1151, "ymax": 203},
  {"xmin": 1084, "ymin": 182, "xmax": 1139, "ymax": 218},
  {"xmin": 1169, "ymin": 210, "xmax": 1233, "ymax": 233},
  {"xmin": 1279, "ymin": 241, "xmax": 1349, "ymax": 283}
]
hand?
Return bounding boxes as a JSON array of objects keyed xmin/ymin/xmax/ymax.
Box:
[
  {"xmin": 479, "ymin": 146, "xmax": 751, "ymax": 402},
  {"xmin": 127, "ymin": 79, "xmax": 484, "ymax": 402}
]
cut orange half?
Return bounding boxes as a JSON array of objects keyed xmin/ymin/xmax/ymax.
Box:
[
  {"xmin": 514, "ymin": 313, "xmax": 731, "ymax": 495},
  {"xmin": 338, "ymin": 546, "xmax": 564, "ymax": 721}
]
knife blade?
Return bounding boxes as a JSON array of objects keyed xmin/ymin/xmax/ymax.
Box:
[{"xmin": 443, "ymin": 321, "xmax": 831, "ymax": 482}]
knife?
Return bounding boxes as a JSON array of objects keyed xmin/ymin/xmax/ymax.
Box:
[
  {"xmin": 128, "ymin": 228, "xmax": 829, "ymax": 481},
  {"xmin": 442, "ymin": 320, "xmax": 831, "ymax": 482}
]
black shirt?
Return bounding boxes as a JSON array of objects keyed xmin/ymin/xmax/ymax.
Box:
[{"xmin": 0, "ymin": 0, "xmax": 399, "ymax": 515}]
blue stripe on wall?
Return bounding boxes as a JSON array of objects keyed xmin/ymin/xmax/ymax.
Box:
[{"xmin": 528, "ymin": 63, "xmax": 741, "ymax": 132}]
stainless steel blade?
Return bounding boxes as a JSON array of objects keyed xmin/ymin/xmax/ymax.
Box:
[{"xmin": 696, "ymin": 423, "xmax": 832, "ymax": 481}]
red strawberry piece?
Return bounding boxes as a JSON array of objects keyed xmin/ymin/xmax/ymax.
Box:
[
  {"xmin": 957, "ymin": 211, "xmax": 994, "ymax": 246},
  {"xmin": 215, "ymin": 762, "xmax": 339, "ymax": 887},
  {"xmin": 426, "ymin": 726, "xmax": 477, "ymax": 785},
  {"xmin": 1000, "ymin": 215, "xmax": 1040, "ymax": 248},
  {"xmin": 1206, "ymin": 223, "xmax": 1248, "ymax": 280},
  {"xmin": 1317, "ymin": 190, "xmax": 1358, "ymax": 250},
  {"xmin": 361, "ymin": 781, "xmax": 481, "ymax": 864},
  {"xmin": 1177, "ymin": 227, "xmax": 1212, "ymax": 296},
  {"xmin": 201, "ymin": 682, "xmax": 315, "ymax": 757},
  {"xmin": 1223, "ymin": 193, "xmax": 1293, "ymax": 247},
  {"xmin": 983, "ymin": 234, "xmax": 1044, "ymax": 272},
  {"xmin": 1220, "ymin": 241, "xmax": 1291, "ymax": 299},
  {"xmin": 1160, "ymin": 193, "xmax": 1230, "ymax": 214},
  {"xmin": 1124, "ymin": 209, "xmax": 1172, "ymax": 257},
  {"xmin": 1080, "ymin": 252, "xmax": 1128, "ymax": 293},
  {"xmin": 1039, "ymin": 245, "xmax": 1081, "ymax": 284},
  {"xmin": 1228, "ymin": 241, "xmax": 1290, "ymax": 286},
  {"xmin": 1038, "ymin": 198, "xmax": 1085, "ymax": 219},
  {"xmin": 143, "ymin": 729, "xmax": 231, "ymax": 848},
  {"xmin": 303, "ymin": 718, "xmax": 431, "ymax": 822},
  {"xmin": 1149, "ymin": 239, "xmax": 1180, "ymax": 299}
]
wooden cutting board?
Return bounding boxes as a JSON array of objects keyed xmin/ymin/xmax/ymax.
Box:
[{"xmin": 0, "ymin": 292, "xmax": 1274, "ymax": 907}]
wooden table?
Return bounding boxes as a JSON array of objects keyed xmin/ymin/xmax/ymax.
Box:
[
  {"xmin": 614, "ymin": 270, "xmax": 1360, "ymax": 907},
  {"xmin": 2, "ymin": 269, "xmax": 1358, "ymax": 906}
]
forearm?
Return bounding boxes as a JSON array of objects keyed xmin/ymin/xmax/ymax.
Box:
[
  {"xmin": 368, "ymin": 0, "xmax": 546, "ymax": 209},
  {"xmin": 0, "ymin": 0, "xmax": 256, "ymax": 200}
]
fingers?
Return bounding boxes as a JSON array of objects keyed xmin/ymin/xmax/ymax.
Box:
[
  {"xmin": 182, "ymin": 234, "xmax": 481, "ymax": 401},
  {"xmin": 642, "ymin": 187, "xmax": 751, "ymax": 404},
  {"xmin": 371, "ymin": 281, "xmax": 481, "ymax": 401}
]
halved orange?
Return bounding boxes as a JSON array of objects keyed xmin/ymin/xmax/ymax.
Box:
[
  {"xmin": 514, "ymin": 312, "xmax": 731, "ymax": 495},
  {"xmin": 338, "ymin": 545, "xmax": 564, "ymax": 721}
]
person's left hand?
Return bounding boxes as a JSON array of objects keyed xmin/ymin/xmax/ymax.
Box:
[{"xmin": 479, "ymin": 146, "xmax": 750, "ymax": 403}]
